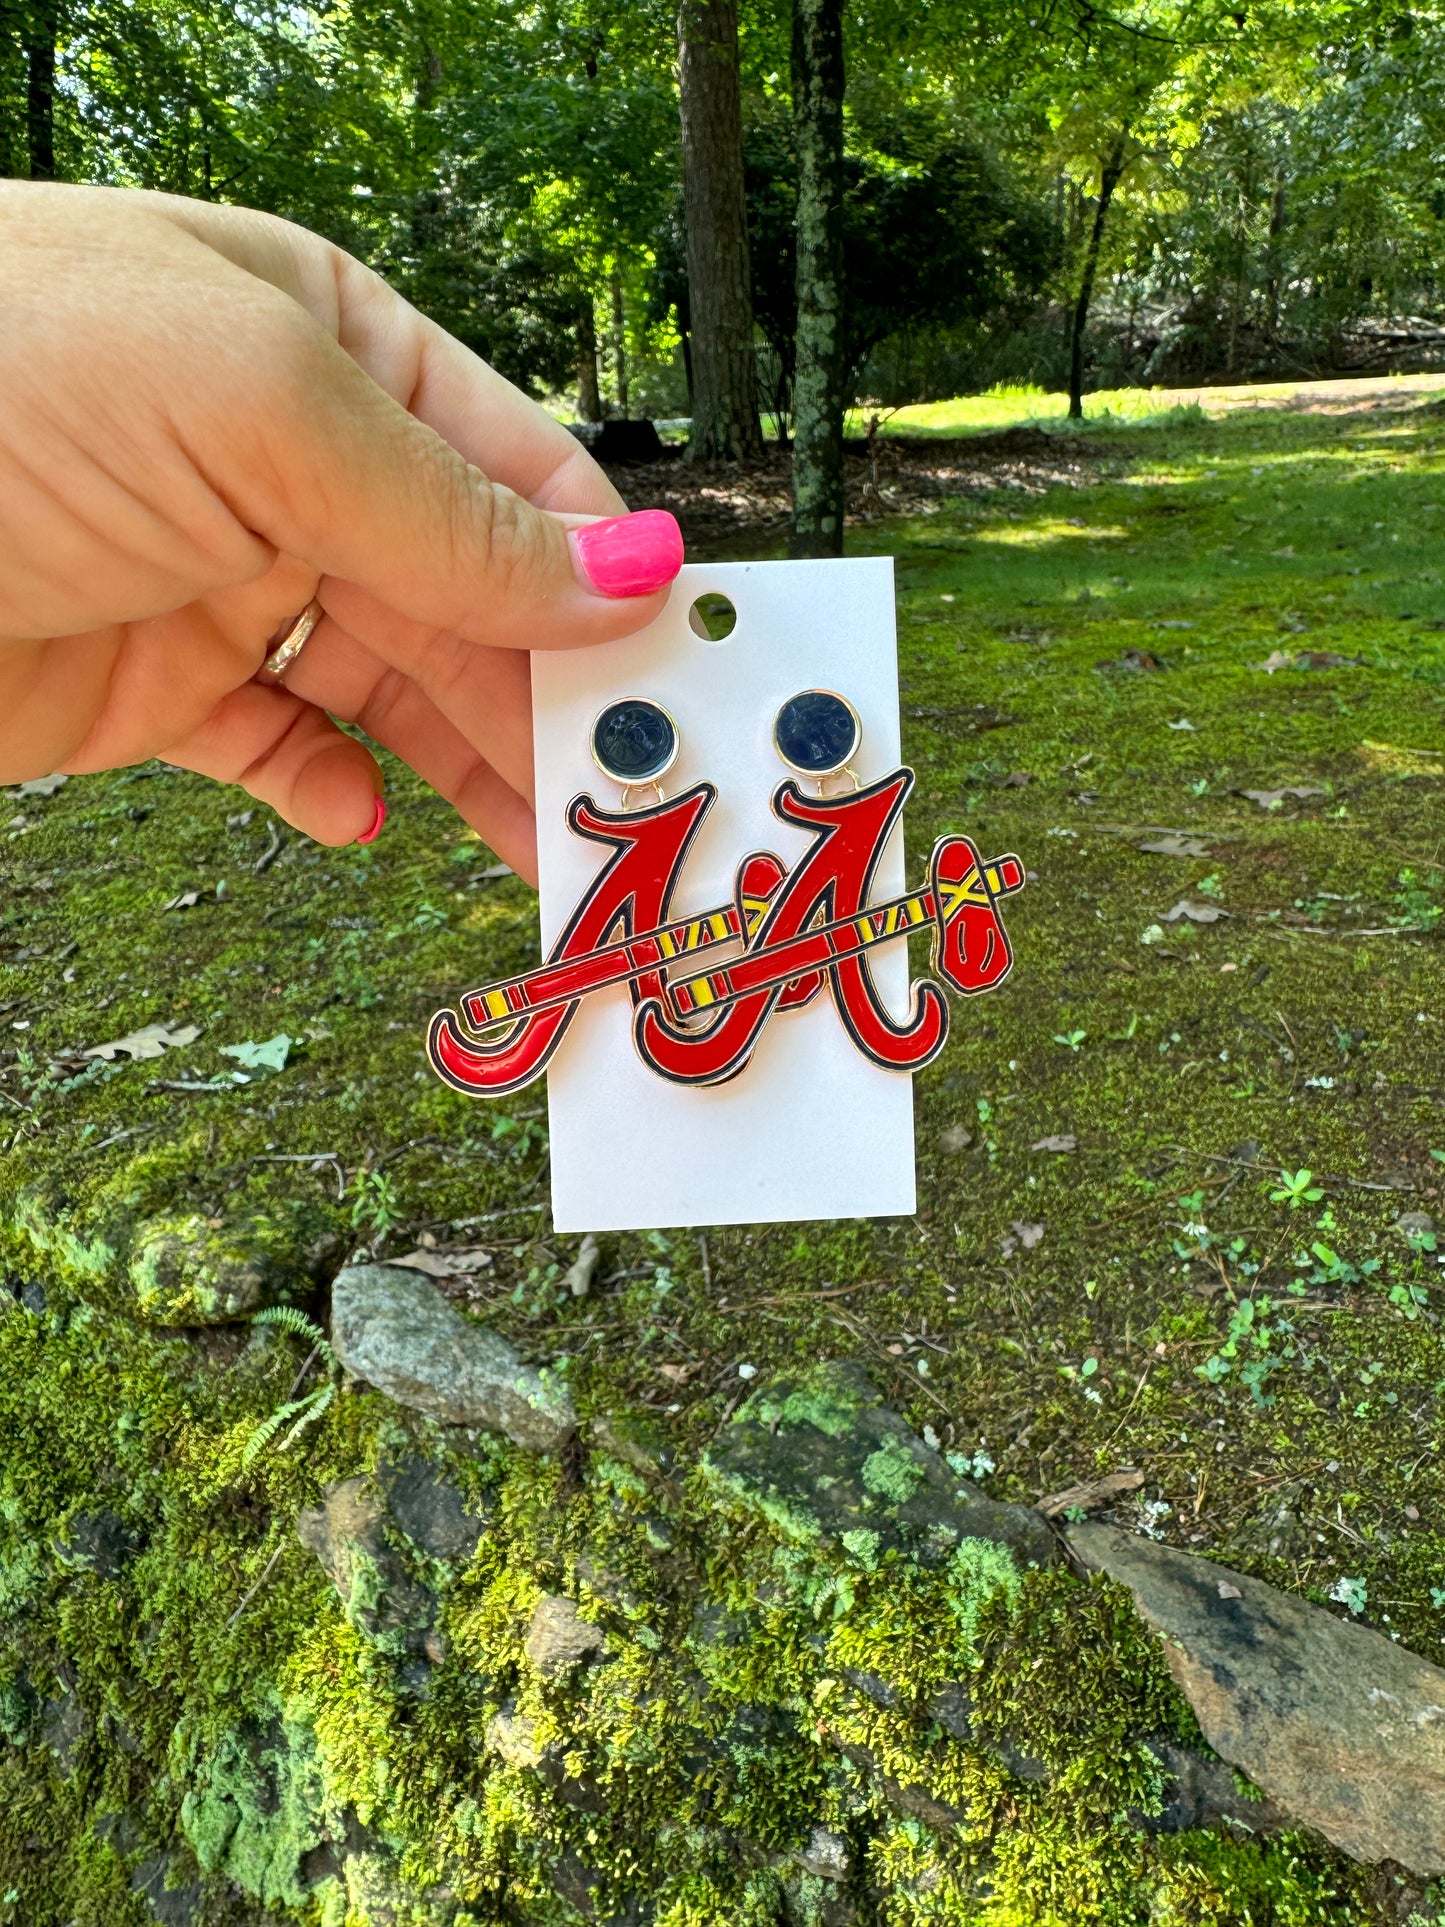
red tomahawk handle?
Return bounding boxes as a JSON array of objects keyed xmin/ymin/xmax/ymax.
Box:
[
  {"xmin": 454, "ymin": 855, "xmax": 797, "ymax": 1037},
  {"xmin": 668, "ymin": 837, "xmax": 1023, "ymax": 1020}
]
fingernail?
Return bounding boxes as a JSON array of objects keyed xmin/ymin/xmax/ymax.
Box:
[
  {"xmin": 570, "ymin": 510, "xmax": 684, "ymax": 599},
  {"xmin": 356, "ymin": 796, "xmax": 386, "ymax": 846}
]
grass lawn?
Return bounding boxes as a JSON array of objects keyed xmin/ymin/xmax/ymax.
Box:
[{"xmin": 6, "ymin": 386, "xmax": 1445, "ymax": 1920}]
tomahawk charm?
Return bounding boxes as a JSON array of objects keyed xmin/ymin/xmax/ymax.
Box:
[{"xmin": 428, "ymin": 760, "xmax": 1022, "ymax": 1099}]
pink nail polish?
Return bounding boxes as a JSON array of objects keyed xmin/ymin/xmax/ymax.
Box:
[
  {"xmin": 356, "ymin": 796, "xmax": 386, "ymax": 846},
  {"xmin": 571, "ymin": 510, "xmax": 684, "ymax": 599}
]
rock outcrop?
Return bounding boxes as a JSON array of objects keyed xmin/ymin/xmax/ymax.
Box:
[
  {"xmin": 329, "ymin": 1263, "xmax": 577, "ymax": 1451},
  {"xmin": 1071, "ymin": 1522, "xmax": 1445, "ymax": 1873}
]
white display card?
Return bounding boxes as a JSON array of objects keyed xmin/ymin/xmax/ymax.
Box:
[{"xmin": 531, "ymin": 557, "xmax": 915, "ymax": 1233}]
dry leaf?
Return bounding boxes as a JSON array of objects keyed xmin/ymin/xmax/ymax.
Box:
[
  {"xmin": 1240, "ymin": 786, "xmax": 1325, "ymax": 810},
  {"xmin": 1136, "ymin": 835, "xmax": 1213, "ymax": 857},
  {"xmin": 1256, "ymin": 650, "xmax": 1294, "ymax": 674},
  {"xmin": 938, "ymin": 1125, "xmax": 974, "ymax": 1154},
  {"xmin": 392, "ymin": 1246, "xmax": 494, "ymax": 1278},
  {"xmin": 1217, "ymin": 1580, "xmax": 1243, "ymax": 1600},
  {"xmin": 1162, "ymin": 900, "xmax": 1228, "ymax": 924},
  {"xmin": 83, "ymin": 1021, "xmax": 200, "ymax": 1062},
  {"xmin": 11, "ymin": 773, "xmax": 67, "ymax": 798},
  {"xmin": 474, "ymin": 863, "xmax": 514, "ymax": 882},
  {"xmin": 163, "ymin": 890, "xmax": 205, "ymax": 912},
  {"xmin": 657, "ymin": 1363, "xmax": 693, "ymax": 1384},
  {"xmin": 1037, "ymin": 1469, "xmax": 1144, "ymax": 1517},
  {"xmin": 1011, "ymin": 1220, "xmax": 1044, "ymax": 1250},
  {"xmin": 1031, "ymin": 1134, "xmax": 1077, "ymax": 1153}
]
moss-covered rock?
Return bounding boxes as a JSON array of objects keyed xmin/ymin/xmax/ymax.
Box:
[
  {"xmin": 128, "ymin": 1211, "xmax": 305, "ymax": 1325},
  {"xmin": 703, "ymin": 1360, "xmax": 1057, "ymax": 1569}
]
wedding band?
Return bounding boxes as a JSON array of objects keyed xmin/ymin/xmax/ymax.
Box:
[{"xmin": 259, "ymin": 599, "xmax": 324, "ymax": 682}]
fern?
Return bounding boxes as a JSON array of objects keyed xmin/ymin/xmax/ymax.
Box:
[
  {"xmin": 251, "ymin": 1304, "xmax": 335, "ymax": 1370},
  {"xmin": 243, "ymin": 1306, "xmax": 339, "ymax": 1467},
  {"xmin": 277, "ymin": 1384, "xmax": 334, "ymax": 1453},
  {"xmin": 242, "ymin": 1397, "xmax": 311, "ymax": 1467}
]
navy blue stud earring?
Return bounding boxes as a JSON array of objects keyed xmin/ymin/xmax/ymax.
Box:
[
  {"xmin": 773, "ymin": 689, "xmax": 862, "ymax": 794},
  {"xmin": 592, "ymin": 697, "xmax": 680, "ymax": 809}
]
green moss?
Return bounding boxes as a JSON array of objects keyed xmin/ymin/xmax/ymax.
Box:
[
  {"xmin": 178, "ymin": 1709, "xmax": 328, "ymax": 1908},
  {"xmin": 862, "ymin": 1433, "xmax": 929, "ymax": 1504}
]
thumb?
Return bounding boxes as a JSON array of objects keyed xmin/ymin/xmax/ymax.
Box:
[{"xmin": 204, "ymin": 308, "xmax": 683, "ymax": 651}]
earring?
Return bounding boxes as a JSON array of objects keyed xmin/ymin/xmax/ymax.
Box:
[
  {"xmin": 773, "ymin": 689, "xmax": 862, "ymax": 795},
  {"xmin": 591, "ymin": 697, "xmax": 680, "ymax": 809}
]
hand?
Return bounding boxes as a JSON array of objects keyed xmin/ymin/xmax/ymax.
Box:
[{"xmin": 0, "ymin": 182, "xmax": 684, "ymax": 881}]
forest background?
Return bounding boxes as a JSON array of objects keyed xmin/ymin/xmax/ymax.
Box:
[{"xmin": 3, "ymin": 0, "xmax": 1444, "ymax": 554}]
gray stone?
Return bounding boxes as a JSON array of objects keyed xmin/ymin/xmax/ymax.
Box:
[
  {"xmin": 296, "ymin": 1476, "xmax": 437, "ymax": 1659},
  {"xmin": 330, "ymin": 1264, "xmax": 576, "ymax": 1451},
  {"xmin": 703, "ymin": 1361, "xmax": 1057, "ymax": 1569},
  {"xmin": 383, "ymin": 1457, "xmax": 486, "ymax": 1563},
  {"xmin": 486, "ymin": 1705, "xmax": 545, "ymax": 1769},
  {"xmin": 525, "ymin": 1593, "xmax": 606, "ymax": 1680},
  {"xmin": 798, "ymin": 1824, "xmax": 849, "ymax": 1881},
  {"xmin": 132, "ymin": 1853, "xmax": 202, "ymax": 1927},
  {"xmin": 1140, "ymin": 1736, "xmax": 1286, "ymax": 1837},
  {"xmin": 55, "ymin": 1509, "xmax": 141, "ymax": 1579},
  {"xmin": 1070, "ymin": 1523, "xmax": 1445, "ymax": 1873}
]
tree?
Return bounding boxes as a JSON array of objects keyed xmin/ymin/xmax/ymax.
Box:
[
  {"xmin": 790, "ymin": 0, "xmax": 846, "ymax": 557},
  {"xmin": 744, "ymin": 117, "xmax": 1057, "ymax": 422},
  {"xmin": 677, "ymin": 0, "xmax": 762, "ymax": 457}
]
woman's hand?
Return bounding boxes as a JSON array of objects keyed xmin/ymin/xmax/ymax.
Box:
[{"xmin": 0, "ymin": 182, "xmax": 683, "ymax": 881}]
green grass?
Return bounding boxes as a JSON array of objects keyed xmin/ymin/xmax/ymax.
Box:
[
  {"xmin": 847, "ymin": 372, "xmax": 1445, "ymax": 439},
  {"xmin": 6, "ymin": 389, "xmax": 1445, "ymax": 1922}
]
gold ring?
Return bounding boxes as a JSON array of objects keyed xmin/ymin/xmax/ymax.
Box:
[{"xmin": 258, "ymin": 599, "xmax": 324, "ymax": 682}]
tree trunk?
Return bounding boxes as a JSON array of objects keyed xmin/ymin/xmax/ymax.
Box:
[
  {"xmin": 789, "ymin": 0, "xmax": 845, "ymax": 557},
  {"xmin": 610, "ymin": 275, "xmax": 629, "ymax": 417},
  {"xmin": 576, "ymin": 299, "xmax": 603, "ymax": 423},
  {"xmin": 677, "ymin": 0, "xmax": 761, "ymax": 460},
  {"xmin": 1067, "ymin": 139, "xmax": 1125, "ymax": 421},
  {"xmin": 1266, "ymin": 168, "xmax": 1286, "ymax": 340},
  {"xmin": 26, "ymin": 0, "xmax": 57, "ymax": 181}
]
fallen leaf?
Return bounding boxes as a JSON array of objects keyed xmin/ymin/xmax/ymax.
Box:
[
  {"xmin": 1031, "ymin": 1134, "xmax": 1077, "ymax": 1153},
  {"xmin": 1136, "ymin": 835, "xmax": 1213, "ymax": 857},
  {"xmin": 84, "ymin": 1021, "xmax": 200, "ymax": 1062},
  {"xmin": 1155, "ymin": 620, "xmax": 1196, "ymax": 631},
  {"xmin": 1162, "ymin": 900, "xmax": 1229, "ymax": 924},
  {"xmin": 938, "ymin": 1125, "xmax": 974, "ymax": 1154},
  {"xmin": 1295, "ymin": 649, "xmax": 1363, "ymax": 670},
  {"xmin": 11, "ymin": 773, "xmax": 67, "ymax": 798},
  {"xmin": 1140, "ymin": 924, "xmax": 1166, "ymax": 945},
  {"xmin": 473, "ymin": 863, "xmax": 515, "ymax": 882},
  {"xmin": 1240, "ymin": 786, "xmax": 1325, "ymax": 810},
  {"xmin": 1096, "ymin": 648, "xmax": 1166, "ymax": 672},
  {"xmin": 220, "ymin": 1034, "xmax": 292, "ymax": 1073},
  {"xmin": 1166, "ymin": 718, "xmax": 1196, "ymax": 731},
  {"xmin": 1011, "ymin": 1220, "xmax": 1045, "ymax": 1250},
  {"xmin": 392, "ymin": 1245, "xmax": 495, "ymax": 1278},
  {"xmin": 997, "ymin": 770, "xmax": 1032, "ymax": 788},
  {"xmin": 1217, "ymin": 1581, "xmax": 1243, "ymax": 1601},
  {"xmin": 1255, "ymin": 650, "xmax": 1294, "ymax": 674},
  {"xmin": 657, "ymin": 1363, "xmax": 693, "ymax": 1384},
  {"xmin": 162, "ymin": 890, "xmax": 205, "ymax": 912},
  {"xmin": 1037, "ymin": 1469, "xmax": 1144, "ymax": 1518},
  {"xmin": 1271, "ymin": 544, "xmax": 1296, "ymax": 558}
]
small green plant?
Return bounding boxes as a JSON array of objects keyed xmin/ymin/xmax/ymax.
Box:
[
  {"xmin": 1269, "ymin": 1168, "xmax": 1324, "ymax": 1209},
  {"xmin": 350, "ymin": 1169, "xmax": 405, "ymax": 1238},
  {"xmin": 243, "ymin": 1307, "xmax": 339, "ymax": 1466},
  {"xmin": 1052, "ymin": 1029, "xmax": 1087, "ymax": 1051},
  {"xmin": 1196, "ymin": 1294, "xmax": 1286, "ymax": 1405},
  {"xmin": 1392, "ymin": 867, "xmax": 1442, "ymax": 932}
]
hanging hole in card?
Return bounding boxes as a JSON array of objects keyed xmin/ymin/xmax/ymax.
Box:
[{"xmin": 688, "ymin": 592, "xmax": 737, "ymax": 642}]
